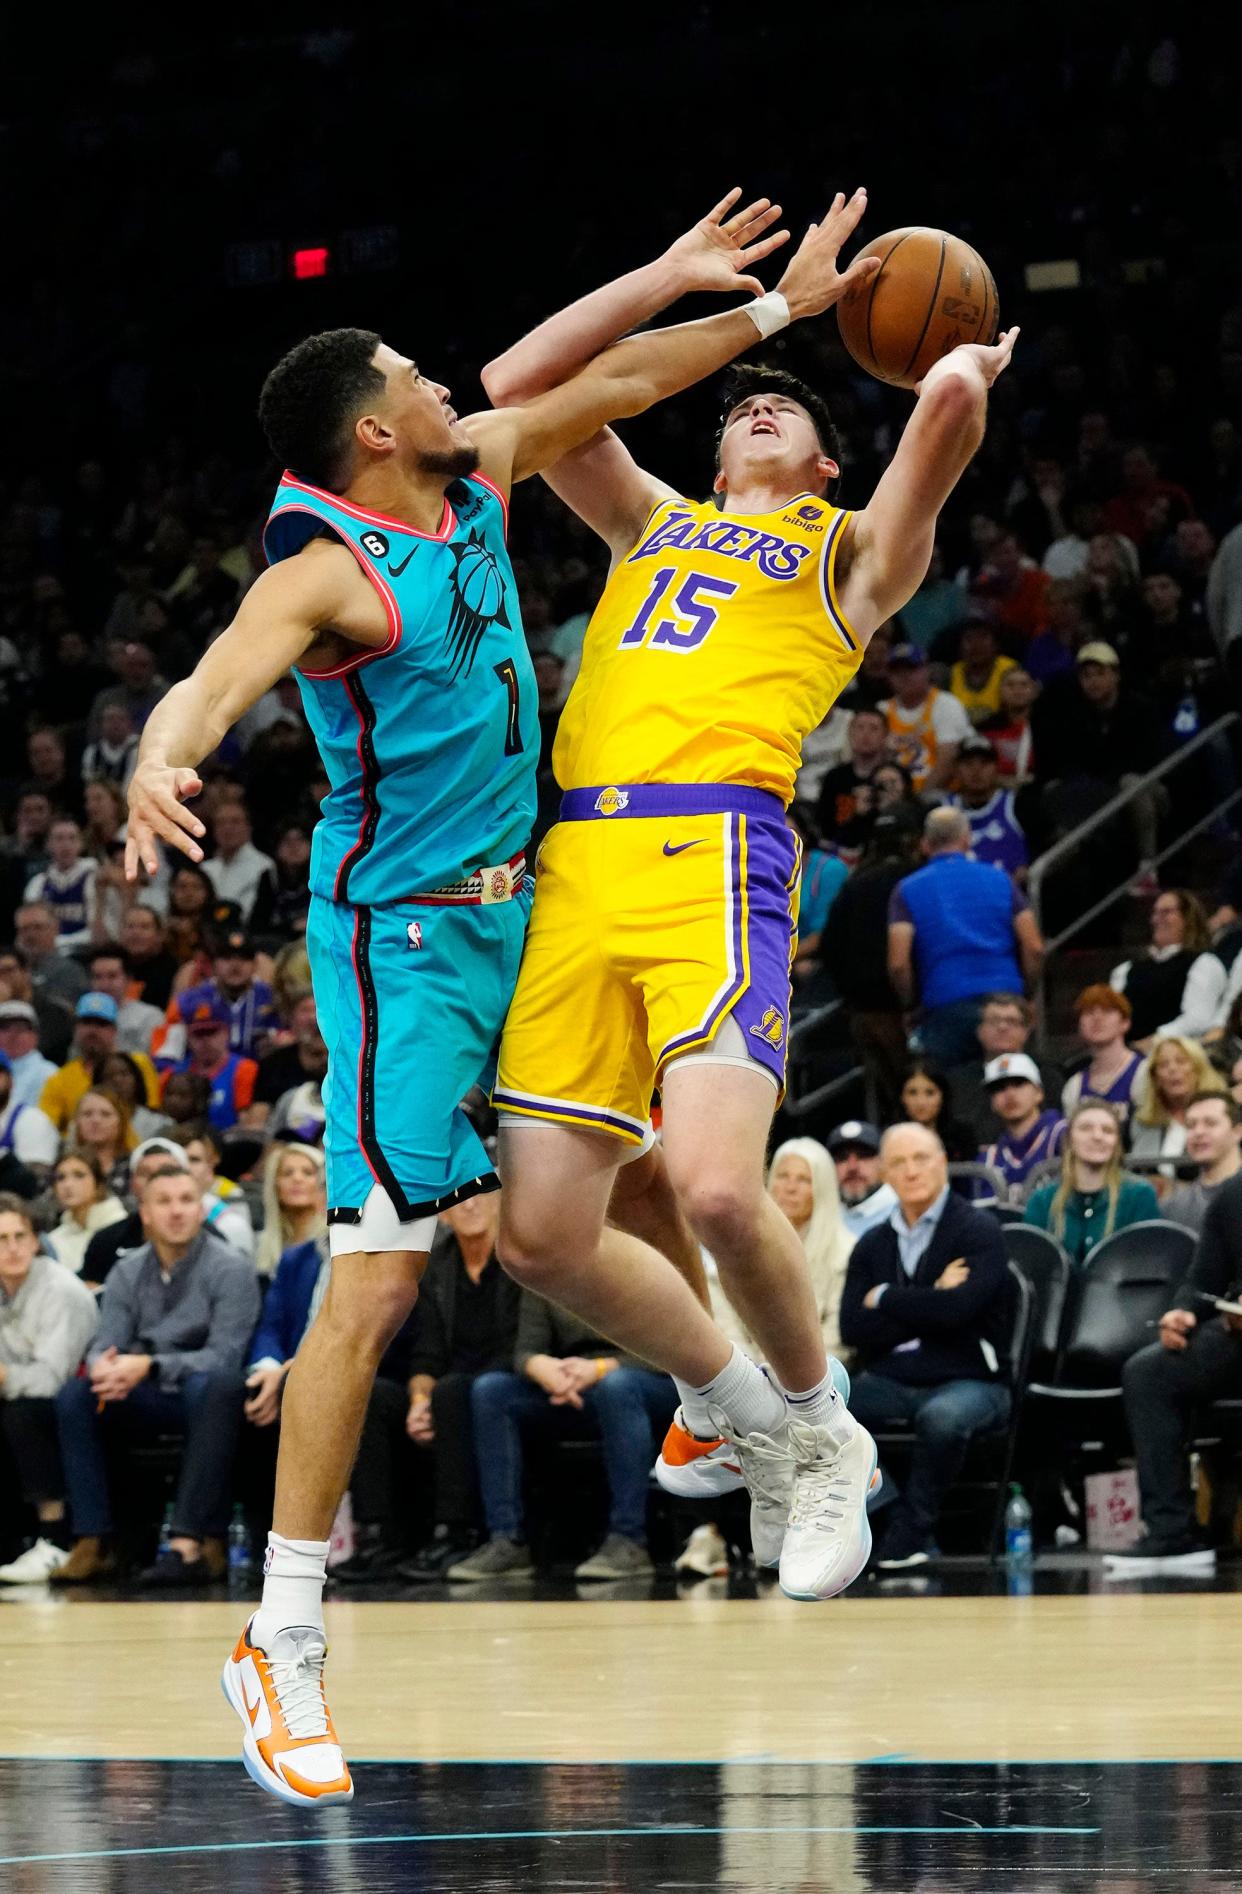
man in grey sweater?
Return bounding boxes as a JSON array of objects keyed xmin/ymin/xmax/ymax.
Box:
[
  {"xmin": 54, "ymin": 1164, "xmax": 259, "ymax": 1586},
  {"xmin": 0, "ymin": 1194, "xmax": 99, "ymax": 1583}
]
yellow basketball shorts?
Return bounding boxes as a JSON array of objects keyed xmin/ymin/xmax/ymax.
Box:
[{"xmin": 494, "ymin": 784, "xmax": 802, "ymax": 1143}]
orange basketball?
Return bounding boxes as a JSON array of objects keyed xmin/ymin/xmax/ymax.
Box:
[{"xmin": 836, "ymin": 227, "xmax": 999, "ymax": 390}]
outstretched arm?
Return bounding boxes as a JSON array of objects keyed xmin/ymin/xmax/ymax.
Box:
[
  {"xmin": 465, "ymin": 191, "xmax": 878, "ymax": 558},
  {"xmin": 838, "ymin": 330, "xmax": 1020, "ymax": 640},
  {"xmin": 483, "ymin": 188, "xmax": 789, "ymax": 406},
  {"xmin": 481, "ymin": 190, "xmax": 790, "ymax": 552},
  {"xmin": 125, "ymin": 544, "xmax": 372, "ymax": 877}
]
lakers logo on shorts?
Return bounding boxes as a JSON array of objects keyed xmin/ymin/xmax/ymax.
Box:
[
  {"xmin": 749, "ymin": 1008, "xmax": 785, "ymax": 1048},
  {"xmin": 594, "ymin": 786, "xmax": 630, "ymax": 816}
]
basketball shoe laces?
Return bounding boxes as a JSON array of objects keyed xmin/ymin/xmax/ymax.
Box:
[
  {"xmin": 706, "ymin": 1409, "xmax": 795, "ymax": 1518},
  {"xmin": 784, "ymin": 1415, "xmax": 857, "ymax": 1528},
  {"xmin": 265, "ymin": 1629, "xmax": 330, "ymax": 1740}
]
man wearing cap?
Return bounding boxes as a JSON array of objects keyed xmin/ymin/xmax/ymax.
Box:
[
  {"xmin": 948, "ymin": 735, "xmax": 1030, "ymax": 881},
  {"xmin": 879, "ymin": 645, "xmax": 972, "ymax": 793},
  {"xmin": 81, "ymin": 1137, "xmax": 195, "ymax": 1287},
  {"xmin": 828, "ymin": 1122, "xmax": 899, "ymax": 1240},
  {"xmin": 40, "ymin": 993, "xmax": 158, "ymax": 1135},
  {"xmin": 888, "ymin": 807, "xmax": 1045, "ymax": 1068},
  {"xmin": 152, "ymin": 928, "xmax": 277, "ymax": 1066},
  {"xmin": 980, "ymin": 1053, "xmax": 1067, "ymax": 1200},
  {"xmin": 0, "ymin": 1001, "xmax": 59, "ymax": 1110},
  {"xmin": 164, "ymin": 997, "xmax": 258, "ymax": 1134},
  {"xmin": 0, "ymin": 946, "xmax": 75, "ymax": 1065},
  {"xmin": 949, "ymin": 992, "xmax": 1060, "ymax": 1149},
  {"xmin": 1032, "ymin": 641, "xmax": 1164, "ymax": 892},
  {"xmin": 0, "ymin": 1052, "xmax": 58, "ymax": 1182}
]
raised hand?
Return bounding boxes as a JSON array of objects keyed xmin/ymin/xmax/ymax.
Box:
[
  {"xmin": 663, "ymin": 188, "xmax": 790, "ymax": 298},
  {"xmin": 775, "ymin": 188, "xmax": 880, "ymax": 321},
  {"xmin": 916, "ymin": 328, "xmax": 1021, "ymax": 397},
  {"xmin": 126, "ymin": 760, "xmax": 206, "ymax": 879}
]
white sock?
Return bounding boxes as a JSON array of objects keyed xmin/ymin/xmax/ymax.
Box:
[
  {"xmin": 693, "ymin": 1344, "xmax": 786, "ymax": 1438},
  {"xmin": 780, "ymin": 1368, "xmax": 843, "ymax": 1429},
  {"xmin": 250, "ymin": 1532, "xmax": 329, "ymax": 1644},
  {"xmin": 673, "ymin": 1376, "xmax": 719, "ymax": 1439}
]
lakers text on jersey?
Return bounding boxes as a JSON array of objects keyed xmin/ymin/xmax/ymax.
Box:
[{"xmin": 497, "ymin": 490, "xmax": 859, "ymax": 1141}]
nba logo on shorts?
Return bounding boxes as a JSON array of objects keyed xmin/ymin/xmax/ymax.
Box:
[
  {"xmin": 594, "ymin": 786, "xmax": 630, "ymax": 816},
  {"xmin": 406, "ymin": 921, "xmax": 424, "ymax": 951}
]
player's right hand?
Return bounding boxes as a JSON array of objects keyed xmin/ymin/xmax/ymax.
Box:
[
  {"xmin": 1158, "ymin": 1308, "xmax": 1196, "ymax": 1352},
  {"xmin": 125, "ymin": 761, "xmax": 207, "ymax": 878},
  {"xmin": 775, "ymin": 188, "xmax": 880, "ymax": 321}
]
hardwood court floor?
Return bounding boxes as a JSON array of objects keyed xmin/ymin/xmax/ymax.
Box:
[
  {"xmin": 1, "ymin": 1586, "xmax": 1236, "ymax": 1765},
  {"xmin": 2, "ymin": 1581, "xmax": 1239, "ymax": 1889}
]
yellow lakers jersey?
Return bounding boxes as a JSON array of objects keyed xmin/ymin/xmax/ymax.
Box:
[{"xmin": 553, "ymin": 493, "xmax": 862, "ymax": 804}]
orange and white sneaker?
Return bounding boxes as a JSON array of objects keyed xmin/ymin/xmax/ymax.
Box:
[
  {"xmin": 654, "ymin": 1408, "xmax": 745, "ymax": 1499},
  {"xmin": 221, "ymin": 1618, "xmax": 353, "ymax": 1808}
]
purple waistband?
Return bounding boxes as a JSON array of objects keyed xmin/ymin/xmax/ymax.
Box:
[{"xmin": 560, "ymin": 784, "xmax": 786, "ymax": 822}]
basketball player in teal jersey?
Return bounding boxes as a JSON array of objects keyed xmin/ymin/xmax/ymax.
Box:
[{"xmin": 125, "ymin": 188, "xmax": 878, "ymax": 1808}]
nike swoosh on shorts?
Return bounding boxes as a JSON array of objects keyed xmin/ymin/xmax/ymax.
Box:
[{"xmin": 663, "ymin": 840, "xmax": 705, "ymax": 856}]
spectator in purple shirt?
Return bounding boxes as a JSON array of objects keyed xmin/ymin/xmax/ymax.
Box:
[
  {"xmin": 949, "ymin": 735, "xmax": 1030, "ymax": 882},
  {"xmin": 980, "ymin": 1053, "xmax": 1068, "ymax": 1200}
]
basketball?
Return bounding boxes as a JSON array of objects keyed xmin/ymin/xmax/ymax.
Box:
[{"xmin": 837, "ymin": 227, "xmax": 999, "ymax": 389}]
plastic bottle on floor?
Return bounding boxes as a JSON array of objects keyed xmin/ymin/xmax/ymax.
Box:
[{"xmin": 1005, "ymin": 1483, "xmax": 1033, "ymax": 1595}]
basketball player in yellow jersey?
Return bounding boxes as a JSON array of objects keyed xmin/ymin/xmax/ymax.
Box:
[{"xmin": 485, "ymin": 191, "xmax": 1018, "ymax": 1598}]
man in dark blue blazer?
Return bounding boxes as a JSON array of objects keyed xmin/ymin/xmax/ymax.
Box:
[{"xmin": 839, "ymin": 1122, "xmax": 1011, "ymax": 1570}]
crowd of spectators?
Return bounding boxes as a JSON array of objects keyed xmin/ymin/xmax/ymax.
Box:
[{"xmin": 3, "ymin": 20, "xmax": 1242, "ymax": 1587}]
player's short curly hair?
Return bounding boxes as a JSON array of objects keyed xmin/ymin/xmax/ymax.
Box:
[
  {"xmin": 715, "ymin": 364, "xmax": 843, "ymax": 498},
  {"xmin": 258, "ymin": 328, "xmax": 386, "ymax": 488}
]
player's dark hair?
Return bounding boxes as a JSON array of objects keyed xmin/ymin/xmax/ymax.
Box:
[
  {"xmin": 258, "ymin": 328, "xmax": 385, "ymax": 489},
  {"xmin": 715, "ymin": 365, "xmax": 843, "ymax": 499}
]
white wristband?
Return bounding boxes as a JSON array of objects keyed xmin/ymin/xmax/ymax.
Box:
[{"xmin": 743, "ymin": 290, "xmax": 791, "ymax": 340}]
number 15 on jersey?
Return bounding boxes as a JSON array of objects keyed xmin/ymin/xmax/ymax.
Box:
[{"xmin": 618, "ymin": 567, "xmax": 739, "ymax": 653}]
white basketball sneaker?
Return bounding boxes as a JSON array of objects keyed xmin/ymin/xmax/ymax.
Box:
[
  {"xmin": 655, "ymin": 1408, "xmax": 745, "ymax": 1498},
  {"xmin": 706, "ymin": 1407, "xmax": 797, "ymax": 1568},
  {"xmin": 222, "ymin": 1618, "xmax": 353, "ymax": 1807},
  {"xmin": 778, "ymin": 1408, "xmax": 878, "ymax": 1601}
]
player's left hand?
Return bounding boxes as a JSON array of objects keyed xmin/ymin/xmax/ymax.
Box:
[
  {"xmin": 663, "ymin": 188, "xmax": 790, "ymax": 298},
  {"xmin": 775, "ymin": 188, "xmax": 881, "ymax": 321},
  {"xmin": 915, "ymin": 328, "xmax": 1021, "ymax": 396}
]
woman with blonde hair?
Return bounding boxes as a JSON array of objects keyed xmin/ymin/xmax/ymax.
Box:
[
  {"xmin": 1129, "ymin": 1036, "xmax": 1225, "ymax": 1166},
  {"xmin": 682, "ymin": 1137, "xmax": 855, "ymax": 1581},
  {"xmin": 254, "ymin": 1140, "xmax": 327, "ymax": 1278},
  {"xmin": 68, "ymin": 1087, "xmax": 137, "ymax": 1198},
  {"xmin": 713, "ymin": 1137, "xmax": 855, "ymax": 1366},
  {"xmin": 1024, "ymin": 1102, "xmax": 1159, "ymax": 1266}
]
